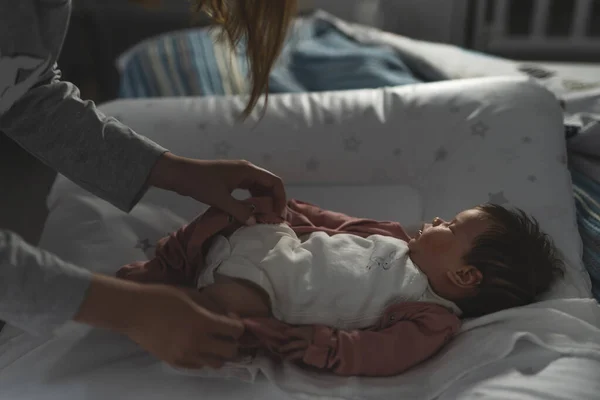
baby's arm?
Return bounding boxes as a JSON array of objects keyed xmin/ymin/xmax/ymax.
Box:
[{"xmin": 280, "ymin": 303, "xmax": 460, "ymax": 377}]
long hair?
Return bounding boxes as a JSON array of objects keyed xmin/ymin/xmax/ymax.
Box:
[{"xmin": 191, "ymin": 0, "xmax": 298, "ymax": 117}]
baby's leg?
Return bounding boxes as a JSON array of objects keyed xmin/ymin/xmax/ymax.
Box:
[{"xmin": 196, "ymin": 274, "xmax": 271, "ymax": 318}]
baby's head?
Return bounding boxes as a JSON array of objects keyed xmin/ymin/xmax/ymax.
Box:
[{"xmin": 408, "ymin": 204, "xmax": 565, "ymax": 318}]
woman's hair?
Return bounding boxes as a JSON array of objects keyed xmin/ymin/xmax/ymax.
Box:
[
  {"xmin": 191, "ymin": 0, "xmax": 298, "ymax": 117},
  {"xmin": 454, "ymin": 204, "xmax": 565, "ymax": 318}
]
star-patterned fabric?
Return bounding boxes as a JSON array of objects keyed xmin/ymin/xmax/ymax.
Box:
[{"xmin": 97, "ymin": 76, "xmax": 589, "ymax": 299}]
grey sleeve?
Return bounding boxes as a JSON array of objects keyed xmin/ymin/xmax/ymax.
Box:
[
  {"xmin": 0, "ymin": 230, "xmax": 93, "ymax": 336},
  {"xmin": 0, "ymin": 0, "xmax": 168, "ymax": 212},
  {"xmin": 1, "ymin": 75, "xmax": 168, "ymax": 211}
]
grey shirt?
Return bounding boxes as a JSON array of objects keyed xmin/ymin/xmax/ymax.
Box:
[{"xmin": 0, "ymin": 0, "xmax": 168, "ymax": 335}]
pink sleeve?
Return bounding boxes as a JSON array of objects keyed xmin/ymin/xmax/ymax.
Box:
[
  {"xmin": 242, "ymin": 303, "xmax": 460, "ymax": 377},
  {"xmin": 302, "ymin": 305, "xmax": 460, "ymax": 377}
]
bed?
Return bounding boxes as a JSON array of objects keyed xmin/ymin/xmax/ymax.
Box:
[
  {"xmin": 2, "ymin": 9, "xmax": 600, "ymax": 400},
  {"xmin": 2, "ymin": 75, "xmax": 600, "ymax": 399}
]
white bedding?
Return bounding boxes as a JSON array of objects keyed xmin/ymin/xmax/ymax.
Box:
[{"xmin": 1, "ymin": 76, "xmax": 600, "ymax": 400}]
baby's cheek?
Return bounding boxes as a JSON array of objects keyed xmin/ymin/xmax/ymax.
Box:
[{"xmin": 427, "ymin": 235, "xmax": 454, "ymax": 253}]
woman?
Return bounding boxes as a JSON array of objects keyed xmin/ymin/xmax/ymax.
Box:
[{"xmin": 0, "ymin": 0, "xmax": 296, "ymax": 370}]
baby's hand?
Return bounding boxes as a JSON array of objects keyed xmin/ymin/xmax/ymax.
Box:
[{"xmin": 278, "ymin": 326, "xmax": 316, "ymax": 361}]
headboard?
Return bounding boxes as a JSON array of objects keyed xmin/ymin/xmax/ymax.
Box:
[{"xmin": 469, "ymin": 0, "xmax": 600, "ymax": 61}]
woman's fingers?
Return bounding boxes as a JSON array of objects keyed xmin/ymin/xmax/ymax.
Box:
[
  {"xmin": 244, "ymin": 166, "xmax": 287, "ymax": 216},
  {"xmin": 204, "ymin": 310, "xmax": 246, "ymax": 340},
  {"xmin": 278, "ymin": 340, "xmax": 309, "ymax": 354}
]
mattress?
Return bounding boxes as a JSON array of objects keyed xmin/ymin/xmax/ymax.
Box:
[{"xmin": 2, "ymin": 77, "xmax": 600, "ymax": 400}]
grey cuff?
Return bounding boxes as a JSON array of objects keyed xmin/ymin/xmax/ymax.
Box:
[{"xmin": 0, "ymin": 231, "xmax": 93, "ymax": 336}]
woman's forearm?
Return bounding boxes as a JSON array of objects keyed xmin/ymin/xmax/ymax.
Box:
[{"xmin": 73, "ymin": 274, "xmax": 144, "ymax": 335}]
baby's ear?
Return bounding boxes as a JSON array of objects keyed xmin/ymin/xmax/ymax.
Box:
[{"xmin": 447, "ymin": 266, "xmax": 482, "ymax": 288}]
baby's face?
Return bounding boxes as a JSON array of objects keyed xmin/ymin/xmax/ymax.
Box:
[{"xmin": 408, "ymin": 208, "xmax": 491, "ymax": 292}]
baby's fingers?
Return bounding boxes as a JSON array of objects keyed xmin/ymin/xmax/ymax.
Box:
[{"xmin": 278, "ymin": 340, "xmax": 308, "ymax": 354}]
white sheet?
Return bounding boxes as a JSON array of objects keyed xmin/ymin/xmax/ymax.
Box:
[{"xmin": 2, "ymin": 188, "xmax": 599, "ymax": 400}]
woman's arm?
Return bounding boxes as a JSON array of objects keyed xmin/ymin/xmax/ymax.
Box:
[
  {"xmin": 0, "ymin": 0, "xmax": 167, "ymax": 212},
  {"xmin": 0, "ymin": 230, "xmax": 244, "ymax": 368},
  {"xmin": 0, "ymin": 230, "xmax": 92, "ymax": 335}
]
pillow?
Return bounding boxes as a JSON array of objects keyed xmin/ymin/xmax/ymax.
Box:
[{"xmin": 42, "ymin": 77, "xmax": 591, "ymax": 301}]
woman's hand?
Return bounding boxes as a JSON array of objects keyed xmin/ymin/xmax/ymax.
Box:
[
  {"xmin": 149, "ymin": 153, "xmax": 287, "ymax": 224},
  {"xmin": 75, "ymin": 274, "xmax": 245, "ymax": 369}
]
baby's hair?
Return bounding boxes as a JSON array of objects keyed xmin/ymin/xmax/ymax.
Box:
[{"xmin": 454, "ymin": 203, "xmax": 565, "ymax": 318}]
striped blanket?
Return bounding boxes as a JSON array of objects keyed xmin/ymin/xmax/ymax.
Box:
[
  {"xmin": 117, "ymin": 18, "xmax": 599, "ymax": 301},
  {"xmin": 117, "ymin": 19, "xmax": 421, "ymax": 98}
]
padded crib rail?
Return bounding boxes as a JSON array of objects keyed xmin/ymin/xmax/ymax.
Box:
[{"xmin": 471, "ymin": 0, "xmax": 600, "ymax": 60}]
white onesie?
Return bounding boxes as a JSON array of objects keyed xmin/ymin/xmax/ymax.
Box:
[{"xmin": 197, "ymin": 224, "xmax": 461, "ymax": 330}]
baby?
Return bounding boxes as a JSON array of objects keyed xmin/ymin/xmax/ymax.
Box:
[
  {"xmin": 118, "ymin": 200, "xmax": 565, "ymax": 376},
  {"xmin": 191, "ymin": 203, "xmax": 565, "ymax": 325}
]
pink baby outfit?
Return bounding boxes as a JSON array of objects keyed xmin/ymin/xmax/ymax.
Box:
[{"xmin": 117, "ymin": 198, "xmax": 461, "ymax": 377}]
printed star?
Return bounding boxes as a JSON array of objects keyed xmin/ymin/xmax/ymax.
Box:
[
  {"xmin": 214, "ymin": 140, "xmax": 233, "ymax": 157},
  {"xmin": 434, "ymin": 147, "xmax": 448, "ymax": 162},
  {"xmin": 522, "ymin": 136, "xmax": 532, "ymax": 144},
  {"xmin": 527, "ymin": 175, "xmax": 537, "ymax": 182},
  {"xmin": 306, "ymin": 157, "xmax": 320, "ymax": 171},
  {"xmin": 488, "ymin": 191, "xmax": 509, "ymax": 205},
  {"xmin": 343, "ymin": 136, "xmax": 362, "ymax": 152},
  {"xmin": 393, "ymin": 148, "xmax": 403, "ymax": 157},
  {"xmin": 471, "ymin": 121, "xmax": 489, "ymax": 137},
  {"xmin": 135, "ymin": 239, "xmax": 154, "ymax": 252}
]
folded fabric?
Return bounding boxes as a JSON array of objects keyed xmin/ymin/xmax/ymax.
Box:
[{"xmin": 117, "ymin": 198, "xmax": 460, "ymax": 377}]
